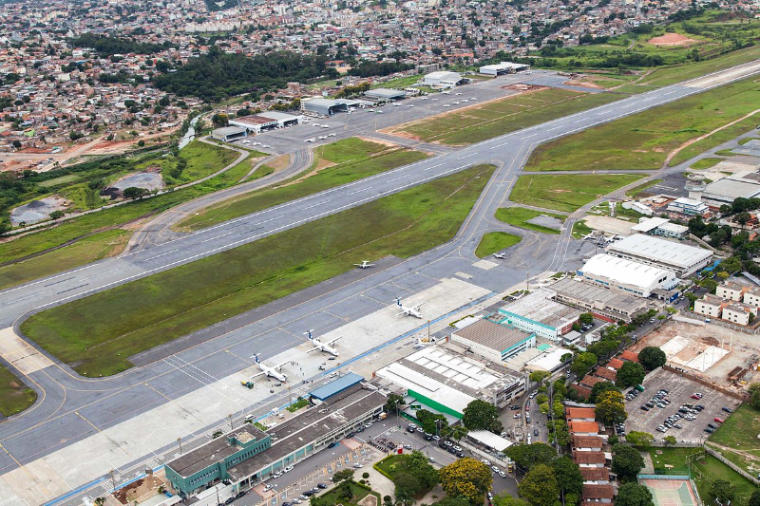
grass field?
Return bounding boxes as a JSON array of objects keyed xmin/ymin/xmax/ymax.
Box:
[
  {"xmin": 178, "ymin": 138, "xmax": 428, "ymax": 231},
  {"xmin": 475, "ymin": 232, "xmax": 521, "ymax": 258},
  {"xmin": 0, "ymin": 229, "xmax": 130, "ymax": 291},
  {"xmin": 0, "ymin": 365, "xmax": 37, "ymax": 417},
  {"xmin": 571, "ymin": 220, "xmax": 592, "ymax": 239},
  {"xmin": 494, "ymin": 206, "xmax": 564, "ymax": 234},
  {"xmin": 650, "ymin": 448, "xmax": 757, "ymax": 505},
  {"xmin": 709, "ymin": 404, "xmax": 760, "ymax": 474},
  {"xmin": 509, "ymin": 174, "xmax": 642, "ymax": 213},
  {"xmin": 669, "ymin": 115, "xmax": 760, "ymax": 167},
  {"xmin": 0, "ymin": 146, "xmax": 263, "ymax": 277},
  {"xmin": 690, "ymin": 157, "xmax": 723, "ymax": 170},
  {"xmin": 314, "ymin": 481, "xmax": 380, "ymax": 506},
  {"xmin": 21, "ymin": 164, "xmax": 495, "ymax": 377},
  {"xmin": 374, "ymin": 74, "xmax": 422, "ymax": 89},
  {"xmin": 525, "ymin": 75, "xmax": 760, "ymax": 172},
  {"xmin": 394, "ymin": 88, "xmax": 618, "ymax": 145},
  {"xmin": 159, "ymin": 140, "xmax": 240, "ymax": 184}
]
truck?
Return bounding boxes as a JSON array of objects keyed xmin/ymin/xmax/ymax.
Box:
[{"xmin": 635, "ymin": 385, "xmax": 645, "ymax": 392}]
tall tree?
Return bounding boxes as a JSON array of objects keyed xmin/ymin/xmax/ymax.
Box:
[
  {"xmin": 518, "ymin": 464, "xmax": 559, "ymax": 506},
  {"xmin": 615, "ymin": 483, "xmax": 654, "ymax": 506},
  {"xmin": 571, "ymin": 351, "xmax": 598, "ymax": 377},
  {"xmin": 505, "ymin": 443, "xmax": 557, "ymax": 472},
  {"xmin": 462, "ymin": 399, "xmax": 501, "ymax": 432},
  {"xmin": 611, "ymin": 444, "xmax": 645, "ymax": 482},
  {"xmin": 439, "ymin": 458, "xmax": 493, "ymax": 506},
  {"xmin": 710, "ymin": 479, "xmax": 736, "ymax": 504},
  {"xmin": 616, "ymin": 361, "xmax": 646, "ymax": 388},
  {"xmin": 638, "ymin": 347, "xmax": 666, "ymax": 371},
  {"xmin": 551, "ymin": 456, "xmax": 583, "ymax": 501},
  {"xmin": 596, "ymin": 390, "xmax": 628, "ymax": 425},
  {"xmin": 590, "ymin": 381, "xmax": 621, "ymax": 403}
]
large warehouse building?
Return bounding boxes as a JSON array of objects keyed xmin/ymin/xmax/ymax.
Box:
[
  {"xmin": 301, "ymin": 97, "xmax": 349, "ymax": 116},
  {"xmin": 421, "ymin": 71, "xmax": 466, "ymax": 88},
  {"xmin": 550, "ymin": 278, "xmax": 648, "ymax": 322},
  {"xmin": 451, "ymin": 319, "xmax": 536, "ymax": 362},
  {"xmin": 606, "ymin": 234, "xmax": 712, "ymax": 277},
  {"xmin": 166, "ymin": 376, "xmax": 384, "ymax": 499},
  {"xmin": 230, "ymin": 111, "xmax": 302, "ymax": 133},
  {"xmin": 479, "ymin": 62, "xmax": 530, "ymax": 75},
  {"xmin": 375, "ymin": 347, "xmax": 525, "ymax": 414},
  {"xmin": 577, "ymin": 254, "xmax": 677, "ymax": 298},
  {"xmin": 498, "ymin": 289, "xmax": 581, "ymax": 340}
]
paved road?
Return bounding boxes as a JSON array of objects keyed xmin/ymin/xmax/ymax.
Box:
[{"xmin": 1, "ymin": 60, "xmax": 759, "ymax": 505}]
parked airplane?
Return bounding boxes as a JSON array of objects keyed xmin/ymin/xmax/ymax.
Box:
[
  {"xmin": 353, "ymin": 260, "xmax": 375, "ymax": 269},
  {"xmin": 493, "ymin": 252, "xmax": 506, "ymax": 259},
  {"xmin": 305, "ymin": 330, "xmax": 342, "ymax": 357},
  {"xmin": 247, "ymin": 354, "xmax": 288, "ymax": 382},
  {"xmin": 395, "ymin": 297, "xmax": 423, "ymax": 319}
]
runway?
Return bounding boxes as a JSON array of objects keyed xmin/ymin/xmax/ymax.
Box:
[{"xmin": 0, "ymin": 59, "xmax": 758, "ymax": 505}]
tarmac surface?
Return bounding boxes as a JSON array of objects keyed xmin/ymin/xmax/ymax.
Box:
[{"xmin": 0, "ymin": 60, "xmax": 759, "ymax": 505}]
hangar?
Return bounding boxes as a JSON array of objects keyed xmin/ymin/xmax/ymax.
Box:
[
  {"xmin": 606, "ymin": 234, "xmax": 712, "ymax": 277},
  {"xmin": 422, "ymin": 71, "xmax": 466, "ymax": 88},
  {"xmin": 577, "ymin": 254, "xmax": 677, "ymax": 298},
  {"xmin": 550, "ymin": 278, "xmax": 648, "ymax": 322},
  {"xmin": 230, "ymin": 111, "xmax": 302, "ymax": 133},
  {"xmin": 479, "ymin": 62, "xmax": 530, "ymax": 76},
  {"xmin": 364, "ymin": 88, "xmax": 407, "ymax": 102},
  {"xmin": 211, "ymin": 126, "xmax": 247, "ymax": 142},
  {"xmin": 301, "ymin": 97, "xmax": 350, "ymax": 116}
]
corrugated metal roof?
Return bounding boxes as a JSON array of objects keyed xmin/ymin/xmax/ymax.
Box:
[{"xmin": 309, "ymin": 372, "xmax": 364, "ymax": 401}]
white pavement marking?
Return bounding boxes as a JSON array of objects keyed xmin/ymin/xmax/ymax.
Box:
[
  {"xmin": 0, "ymin": 327, "xmax": 53, "ymax": 375},
  {"xmin": 472, "ymin": 259, "xmax": 499, "ymax": 271},
  {"xmin": 0, "ymin": 278, "xmax": 489, "ymax": 505}
]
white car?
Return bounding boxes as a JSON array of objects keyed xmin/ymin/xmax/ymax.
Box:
[{"xmin": 283, "ymin": 465, "xmax": 294, "ymax": 472}]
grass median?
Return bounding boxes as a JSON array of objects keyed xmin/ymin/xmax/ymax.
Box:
[
  {"xmin": 177, "ymin": 137, "xmax": 428, "ymax": 231},
  {"xmin": 0, "ymin": 365, "xmax": 37, "ymax": 417},
  {"xmin": 390, "ymin": 88, "xmax": 618, "ymax": 146},
  {"xmin": 494, "ymin": 207, "xmax": 565, "ymax": 234},
  {"xmin": 475, "ymin": 232, "xmax": 521, "ymax": 258},
  {"xmin": 525, "ymin": 76, "xmax": 760, "ymax": 172},
  {"xmin": 21, "ymin": 164, "xmax": 495, "ymax": 377},
  {"xmin": 509, "ymin": 174, "xmax": 642, "ymax": 213}
]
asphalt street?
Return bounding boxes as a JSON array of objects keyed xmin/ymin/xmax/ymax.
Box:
[{"xmin": 0, "ymin": 60, "xmax": 759, "ymax": 505}]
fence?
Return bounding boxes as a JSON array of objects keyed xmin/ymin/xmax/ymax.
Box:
[{"xmin": 705, "ymin": 447, "xmax": 760, "ymax": 486}]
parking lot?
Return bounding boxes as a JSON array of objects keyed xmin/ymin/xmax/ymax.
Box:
[{"xmin": 623, "ymin": 368, "xmax": 742, "ymax": 444}]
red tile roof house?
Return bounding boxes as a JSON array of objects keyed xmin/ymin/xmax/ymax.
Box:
[
  {"xmin": 580, "ymin": 467, "xmax": 610, "ymax": 484},
  {"xmin": 620, "ymin": 350, "xmax": 639, "ymax": 363},
  {"xmin": 582, "ymin": 484, "xmax": 615, "ymax": 503},
  {"xmin": 566, "ymin": 407, "xmax": 596, "ymax": 421},
  {"xmin": 573, "ymin": 451, "xmax": 606, "ymax": 467},
  {"xmin": 567, "ymin": 421, "xmax": 600, "ymax": 436},
  {"xmin": 593, "ymin": 366, "xmax": 617, "ymax": 383},
  {"xmin": 572, "ymin": 435, "xmax": 604, "ymax": 452}
]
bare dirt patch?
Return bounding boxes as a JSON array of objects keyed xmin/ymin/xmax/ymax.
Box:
[
  {"xmin": 268, "ymin": 154, "xmax": 291, "ymax": 172},
  {"xmin": 564, "ymin": 79, "xmax": 604, "ymax": 90},
  {"xmin": 648, "ymin": 33, "xmax": 698, "ymax": 47}
]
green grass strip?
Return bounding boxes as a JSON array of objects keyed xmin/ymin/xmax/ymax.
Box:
[
  {"xmin": 509, "ymin": 174, "xmax": 642, "ymax": 213},
  {"xmin": 21, "ymin": 164, "xmax": 495, "ymax": 377},
  {"xmin": 0, "ymin": 365, "xmax": 37, "ymax": 417},
  {"xmin": 475, "ymin": 232, "xmax": 521, "ymax": 258},
  {"xmin": 494, "ymin": 207, "xmax": 564, "ymax": 234}
]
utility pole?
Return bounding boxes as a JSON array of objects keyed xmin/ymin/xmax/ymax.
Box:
[
  {"xmin": 228, "ymin": 413, "xmax": 233, "ymax": 431},
  {"xmin": 177, "ymin": 437, "xmax": 182, "ymax": 454},
  {"xmin": 109, "ymin": 469, "xmax": 117, "ymax": 491}
]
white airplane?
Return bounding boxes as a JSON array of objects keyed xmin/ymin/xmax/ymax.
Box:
[
  {"xmin": 395, "ymin": 297, "xmax": 423, "ymax": 319},
  {"xmin": 493, "ymin": 252, "xmax": 506, "ymax": 259},
  {"xmin": 353, "ymin": 260, "xmax": 375, "ymax": 269},
  {"xmin": 246, "ymin": 354, "xmax": 288, "ymax": 383},
  {"xmin": 305, "ymin": 330, "xmax": 342, "ymax": 357}
]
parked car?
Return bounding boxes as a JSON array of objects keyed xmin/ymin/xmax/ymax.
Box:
[
  {"xmin": 714, "ymin": 417, "xmax": 724, "ymax": 424},
  {"xmin": 722, "ymin": 407, "xmax": 733, "ymax": 413}
]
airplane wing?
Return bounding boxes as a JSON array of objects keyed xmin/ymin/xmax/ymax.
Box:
[
  {"xmin": 325, "ymin": 336, "xmax": 343, "ymax": 345},
  {"xmin": 306, "ymin": 346, "xmax": 320, "ymax": 353},
  {"xmin": 273, "ymin": 360, "xmax": 290, "ymax": 370},
  {"xmin": 248, "ymin": 371, "xmax": 266, "ymax": 379}
]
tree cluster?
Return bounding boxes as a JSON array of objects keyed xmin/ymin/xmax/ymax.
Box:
[
  {"xmin": 69, "ymin": 33, "xmax": 169, "ymax": 56},
  {"xmin": 153, "ymin": 47, "xmax": 330, "ymax": 101},
  {"xmin": 438, "ymin": 458, "xmax": 493, "ymax": 505},
  {"xmin": 462, "ymin": 400, "xmax": 502, "ymax": 433},
  {"xmin": 348, "ymin": 61, "xmax": 414, "ymax": 78},
  {"xmin": 504, "ymin": 444, "xmax": 583, "ymax": 506}
]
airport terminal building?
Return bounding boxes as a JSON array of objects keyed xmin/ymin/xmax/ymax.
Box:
[{"xmin": 165, "ymin": 376, "xmax": 385, "ymax": 498}]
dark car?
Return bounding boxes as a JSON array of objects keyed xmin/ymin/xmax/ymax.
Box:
[
  {"xmin": 317, "ymin": 483, "xmax": 328, "ymax": 489},
  {"xmin": 722, "ymin": 407, "xmax": 733, "ymax": 413},
  {"xmin": 303, "ymin": 490, "xmax": 316, "ymax": 497},
  {"xmin": 533, "ymin": 429, "xmax": 539, "ymax": 436}
]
